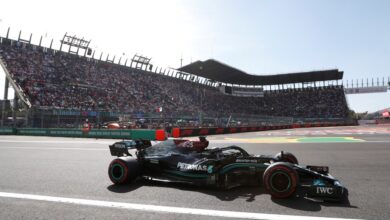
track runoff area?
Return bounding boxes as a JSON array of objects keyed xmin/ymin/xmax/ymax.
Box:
[{"xmin": 0, "ymin": 126, "xmax": 389, "ymax": 220}]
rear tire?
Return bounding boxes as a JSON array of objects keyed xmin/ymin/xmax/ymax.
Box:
[
  {"xmin": 275, "ymin": 152, "xmax": 298, "ymax": 164},
  {"xmin": 263, "ymin": 162, "xmax": 298, "ymax": 199},
  {"xmin": 108, "ymin": 157, "xmax": 140, "ymax": 184}
]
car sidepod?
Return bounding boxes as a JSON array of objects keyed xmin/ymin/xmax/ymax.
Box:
[{"xmin": 218, "ymin": 162, "xmax": 269, "ymax": 189}]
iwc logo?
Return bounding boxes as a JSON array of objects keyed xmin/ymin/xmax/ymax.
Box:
[{"xmin": 316, "ymin": 187, "xmax": 334, "ymax": 195}]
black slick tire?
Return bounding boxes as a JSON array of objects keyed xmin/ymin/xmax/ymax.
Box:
[
  {"xmin": 263, "ymin": 162, "xmax": 298, "ymax": 199},
  {"xmin": 108, "ymin": 157, "xmax": 139, "ymax": 184}
]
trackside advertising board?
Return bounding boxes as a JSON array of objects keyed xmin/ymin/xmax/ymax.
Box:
[{"xmin": 9, "ymin": 128, "xmax": 155, "ymax": 139}]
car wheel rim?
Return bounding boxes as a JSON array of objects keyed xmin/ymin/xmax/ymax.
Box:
[
  {"xmin": 270, "ymin": 171, "xmax": 291, "ymax": 193},
  {"xmin": 111, "ymin": 163, "xmax": 124, "ymax": 180}
]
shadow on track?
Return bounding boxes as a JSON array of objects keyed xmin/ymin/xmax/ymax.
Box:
[
  {"xmin": 107, "ymin": 179, "xmax": 263, "ymax": 202},
  {"xmin": 107, "ymin": 179, "xmax": 358, "ymax": 210},
  {"xmin": 272, "ymin": 189, "xmax": 358, "ymax": 211},
  {"xmin": 107, "ymin": 180, "xmax": 143, "ymax": 193}
]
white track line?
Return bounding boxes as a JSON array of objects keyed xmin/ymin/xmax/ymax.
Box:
[{"xmin": 0, "ymin": 192, "xmax": 363, "ymax": 220}]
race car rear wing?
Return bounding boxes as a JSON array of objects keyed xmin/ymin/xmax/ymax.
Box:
[{"xmin": 109, "ymin": 140, "xmax": 152, "ymax": 157}]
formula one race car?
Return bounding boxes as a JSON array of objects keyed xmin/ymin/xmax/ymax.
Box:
[{"xmin": 108, "ymin": 137, "xmax": 347, "ymax": 201}]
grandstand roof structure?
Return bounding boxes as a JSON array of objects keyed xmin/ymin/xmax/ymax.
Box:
[{"xmin": 178, "ymin": 59, "xmax": 343, "ymax": 86}]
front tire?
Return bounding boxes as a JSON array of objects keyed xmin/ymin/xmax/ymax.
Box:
[
  {"xmin": 263, "ymin": 162, "xmax": 298, "ymax": 199},
  {"xmin": 108, "ymin": 157, "xmax": 140, "ymax": 184}
]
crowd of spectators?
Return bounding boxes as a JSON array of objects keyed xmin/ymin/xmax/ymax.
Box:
[{"xmin": 0, "ymin": 40, "xmax": 349, "ymax": 121}]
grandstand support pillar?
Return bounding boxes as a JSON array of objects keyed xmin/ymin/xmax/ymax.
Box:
[
  {"xmin": 130, "ymin": 59, "xmax": 134, "ymax": 68},
  {"xmin": 41, "ymin": 110, "xmax": 44, "ymax": 128},
  {"xmin": 1, "ymin": 76, "xmax": 9, "ymax": 127},
  {"xmin": 97, "ymin": 113, "xmax": 101, "ymax": 128},
  {"xmin": 3, "ymin": 77, "xmax": 9, "ymax": 99},
  {"xmin": 6, "ymin": 27, "xmax": 10, "ymax": 39},
  {"xmin": 24, "ymin": 107, "xmax": 29, "ymax": 127},
  {"xmin": 12, "ymin": 91, "xmax": 18, "ymax": 128}
]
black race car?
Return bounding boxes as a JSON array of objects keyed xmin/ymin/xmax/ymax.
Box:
[{"xmin": 108, "ymin": 137, "xmax": 347, "ymax": 201}]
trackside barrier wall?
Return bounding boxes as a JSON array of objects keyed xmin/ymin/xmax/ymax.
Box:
[
  {"xmin": 173, "ymin": 125, "xmax": 292, "ymax": 137},
  {"xmin": 155, "ymin": 129, "xmax": 166, "ymax": 141},
  {"xmin": 0, "ymin": 121, "xmax": 356, "ymax": 139},
  {"xmin": 171, "ymin": 122, "xmax": 356, "ymax": 137},
  {"xmin": 8, "ymin": 128, "xmax": 156, "ymax": 140}
]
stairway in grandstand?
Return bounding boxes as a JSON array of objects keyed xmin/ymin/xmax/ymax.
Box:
[{"xmin": 0, "ymin": 57, "xmax": 31, "ymax": 108}]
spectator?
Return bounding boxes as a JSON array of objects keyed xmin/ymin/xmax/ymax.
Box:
[{"xmin": 0, "ymin": 40, "xmax": 349, "ymax": 126}]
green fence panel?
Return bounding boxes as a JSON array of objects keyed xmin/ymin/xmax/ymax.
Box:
[
  {"xmin": 87, "ymin": 129, "xmax": 155, "ymax": 139},
  {"xmin": 87, "ymin": 130, "xmax": 132, "ymax": 139},
  {"xmin": 48, "ymin": 129, "xmax": 84, "ymax": 137},
  {"xmin": 130, "ymin": 129, "xmax": 156, "ymax": 140},
  {"xmin": 17, "ymin": 128, "xmax": 48, "ymax": 136},
  {"xmin": 2, "ymin": 128, "xmax": 156, "ymax": 140},
  {"xmin": 112, "ymin": 130, "xmax": 132, "ymax": 139},
  {"xmin": 0, "ymin": 127, "xmax": 16, "ymax": 135}
]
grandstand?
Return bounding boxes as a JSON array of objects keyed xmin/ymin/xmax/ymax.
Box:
[{"xmin": 0, "ymin": 30, "xmax": 351, "ymax": 129}]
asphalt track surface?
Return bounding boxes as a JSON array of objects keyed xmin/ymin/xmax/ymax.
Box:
[{"xmin": 0, "ymin": 125, "xmax": 390, "ymax": 220}]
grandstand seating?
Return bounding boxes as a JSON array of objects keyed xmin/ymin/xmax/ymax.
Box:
[{"xmin": 0, "ymin": 40, "xmax": 349, "ymax": 120}]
